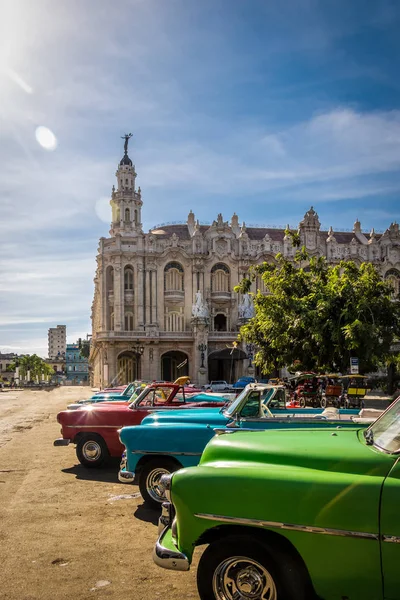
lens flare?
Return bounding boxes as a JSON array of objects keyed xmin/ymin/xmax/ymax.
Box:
[{"xmin": 35, "ymin": 126, "xmax": 57, "ymax": 151}]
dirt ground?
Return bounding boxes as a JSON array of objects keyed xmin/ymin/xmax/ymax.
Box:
[{"xmin": 0, "ymin": 387, "xmax": 199, "ymax": 600}]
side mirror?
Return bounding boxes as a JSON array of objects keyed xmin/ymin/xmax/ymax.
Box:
[{"xmin": 226, "ymin": 418, "xmax": 240, "ymax": 428}]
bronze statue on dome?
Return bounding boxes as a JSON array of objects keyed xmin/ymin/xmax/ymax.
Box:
[{"xmin": 121, "ymin": 133, "xmax": 133, "ymax": 155}]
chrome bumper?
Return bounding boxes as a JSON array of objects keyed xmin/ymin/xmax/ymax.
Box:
[
  {"xmin": 53, "ymin": 438, "xmax": 71, "ymax": 446},
  {"xmin": 118, "ymin": 468, "xmax": 134, "ymax": 483},
  {"xmin": 153, "ymin": 505, "xmax": 189, "ymax": 572}
]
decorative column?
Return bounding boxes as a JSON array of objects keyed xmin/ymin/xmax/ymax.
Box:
[
  {"xmin": 192, "ymin": 319, "xmax": 209, "ymax": 386},
  {"xmin": 137, "ymin": 263, "xmax": 145, "ymax": 328},
  {"xmin": 114, "ymin": 265, "xmax": 122, "ymax": 331}
]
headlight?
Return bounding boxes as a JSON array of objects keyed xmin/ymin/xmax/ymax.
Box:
[{"xmin": 160, "ymin": 473, "xmax": 173, "ymax": 502}]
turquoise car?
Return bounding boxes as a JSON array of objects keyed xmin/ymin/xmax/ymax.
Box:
[
  {"xmin": 118, "ymin": 384, "xmax": 374, "ymax": 507},
  {"xmin": 66, "ymin": 382, "xmax": 143, "ymax": 410}
]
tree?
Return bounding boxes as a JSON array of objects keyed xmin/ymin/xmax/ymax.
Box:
[
  {"xmin": 78, "ymin": 338, "xmax": 91, "ymax": 359},
  {"xmin": 10, "ymin": 354, "xmax": 55, "ymax": 380},
  {"xmin": 236, "ymin": 250, "xmax": 400, "ymax": 375}
]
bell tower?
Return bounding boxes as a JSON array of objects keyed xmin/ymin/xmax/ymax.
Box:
[{"xmin": 110, "ymin": 133, "xmax": 143, "ymax": 236}]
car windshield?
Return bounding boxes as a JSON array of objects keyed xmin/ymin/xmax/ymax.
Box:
[
  {"xmin": 129, "ymin": 385, "xmax": 151, "ymax": 407},
  {"xmin": 364, "ymin": 397, "xmax": 400, "ymax": 454},
  {"xmin": 223, "ymin": 387, "xmax": 250, "ymax": 416}
]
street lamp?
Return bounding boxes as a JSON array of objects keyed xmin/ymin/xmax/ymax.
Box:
[
  {"xmin": 198, "ymin": 343, "xmax": 207, "ymax": 369},
  {"xmin": 132, "ymin": 344, "xmax": 145, "ymax": 355},
  {"xmin": 246, "ymin": 343, "xmax": 255, "ymax": 367}
]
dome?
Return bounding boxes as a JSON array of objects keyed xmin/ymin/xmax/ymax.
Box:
[{"xmin": 120, "ymin": 154, "xmax": 133, "ymax": 166}]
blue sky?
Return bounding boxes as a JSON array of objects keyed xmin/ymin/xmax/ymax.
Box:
[{"xmin": 1, "ymin": 0, "xmax": 400, "ymax": 356}]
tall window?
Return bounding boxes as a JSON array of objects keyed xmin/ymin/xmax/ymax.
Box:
[
  {"xmin": 125, "ymin": 208, "xmax": 130, "ymax": 221},
  {"xmin": 124, "ymin": 312, "xmax": 134, "ymax": 331},
  {"xmin": 164, "ymin": 308, "xmax": 184, "ymax": 332},
  {"xmin": 385, "ymin": 269, "xmax": 400, "ymax": 298},
  {"xmin": 211, "ymin": 263, "xmax": 230, "ymax": 292},
  {"xmin": 124, "ymin": 267, "xmax": 134, "ymax": 291},
  {"xmin": 164, "ymin": 262, "xmax": 184, "ymax": 291}
]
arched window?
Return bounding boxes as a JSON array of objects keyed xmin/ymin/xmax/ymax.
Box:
[
  {"xmin": 385, "ymin": 269, "xmax": 400, "ymax": 298},
  {"xmin": 124, "ymin": 267, "xmax": 134, "ymax": 291},
  {"xmin": 164, "ymin": 262, "xmax": 184, "ymax": 292},
  {"xmin": 211, "ymin": 263, "xmax": 230, "ymax": 292},
  {"xmin": 124, "ymin": 208, "xmax": 130, "ymax": 221},
  {"xmin": 124, "ymin": 312, "xmax": 134, "ymax": 331},
  {"xmin": 164, "ymin": 308, "xmax": 184, "ymax": 332},
  {"xmin": 134, "ymin": 209, "xmax": 138, "ymax": 224}
]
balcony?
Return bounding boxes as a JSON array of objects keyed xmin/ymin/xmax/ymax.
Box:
[
  {"xmin": 208, "ymin": 331, "xmax": 238, "ymax": 341},
  {"xmin": 210, "ymin": 290, "xmax": 232, "ymax": 302},
  {"xmin": 164, "ymin": 290, "xmax": 185, "ymax": 302}
]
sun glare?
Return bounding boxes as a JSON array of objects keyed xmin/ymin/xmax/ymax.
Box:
[{"xmin": 35, "ymin": 126, "xmax": 57, "ymax": 151}]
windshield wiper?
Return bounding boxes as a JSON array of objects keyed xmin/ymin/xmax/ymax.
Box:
[{"xmin": 364, "ymin": 429, "xmax": 374, "ymax": 446}]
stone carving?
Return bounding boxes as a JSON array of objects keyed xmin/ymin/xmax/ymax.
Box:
[
  {"xmin": 238, "ymin": 294, "xmax": 255, "ymax": 319},
  {"xmin": 192, "ymin": 290, "xmax": 209, "ymax": 319},
  {"xmin": 215, "ymin": 239, "xmax": 228, "ymax": 256}
]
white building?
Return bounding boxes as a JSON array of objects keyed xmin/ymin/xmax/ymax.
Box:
[
  {"xmin": 90, "ymin": 138, "xmax": 400, "ymax": 388},
  {"xmin": 48, "ymin": 325, "xmax": 66, "ymax": 360}
]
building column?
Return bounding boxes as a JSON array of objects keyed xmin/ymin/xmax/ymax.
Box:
[
  {"xmin": 137, "ymin": 263, "xmax": 145, "ymax": 327},
  {"xmin": 114, "ymin": 266, "xmax": 122, "ymax": 331},
  {"xmin": 150, "ymin": 268, "xmax": 157, "ymax": 325},
  {"xmin": 192, "ymin": 319, "xmax": 209, "ymax": 386}
]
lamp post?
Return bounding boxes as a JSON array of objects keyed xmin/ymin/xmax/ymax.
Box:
[
  {"xmin": 246, "ymin": 343, "xmax": 255, "ymax": 367},
  {"xmin": 132, "ymin": 343, "xmax": 145, "ymax": 380},
  {"xmin": 198, "ymin": 343, "xmax": 207, "ymax": 369}
]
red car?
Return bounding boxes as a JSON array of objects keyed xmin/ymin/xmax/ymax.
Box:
[{"xmin": 54, "ymin": 383, "xmax": 226, "ymax": 467}]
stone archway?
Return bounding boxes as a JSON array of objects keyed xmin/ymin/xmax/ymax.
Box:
[
  {"xmin": 117, "ymin": 351, "xmax": 138, "ymax": 384},
  {"xmin": 208, "ymin": 347, "xmax": 247, "ymax": 384},
  {"xmin": 161, "ymin": 351, "xmax": 189, "ymax": 382}
]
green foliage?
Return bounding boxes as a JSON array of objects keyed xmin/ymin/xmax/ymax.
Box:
[
  {"xmin": 9, "ymin": 354, "xmax": 55, "ymax": 379},
  {"xmin": 79, "ymin": 339, "xmax": 91, "ymax": 359},
  {"xmin": 236, "ymin": 252, "xmax": 400, "ymax": 374}
]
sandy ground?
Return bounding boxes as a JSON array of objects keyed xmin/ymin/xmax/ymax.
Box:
[{"xmin": 0, "ymin": 387, "xmax": 199, "ymax": 600}]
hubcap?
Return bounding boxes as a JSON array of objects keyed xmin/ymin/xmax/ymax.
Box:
[
  {"xmin": 146, "ymin": 467, "xmax": 171, "ymax": 503},
  {"xmin": 213, "ymin": 556, "xmax": 277, "ymax": 600},
  {"xmin": 82, "ymin": 440, "xmax": 102, "ymax": 461}
]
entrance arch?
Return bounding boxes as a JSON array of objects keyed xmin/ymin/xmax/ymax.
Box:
[
  {"xmin": 117, "ymin": 351, "xmax": 138, "ymax": 384},
  {"xmin": 161, "ymin": 351, "xmax": 189, "ymax": 382},
  {"xmin": 208, "ymin": 347, "xmax": 247, "ymax": 384}
]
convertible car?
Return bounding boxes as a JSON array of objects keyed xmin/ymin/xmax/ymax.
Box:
[
  {"xmin": 54, "ymin": 382, "xmax": 228, "ymax": 467},
  {"xmin": 154, "ymin": 396, "xmax": 400, "ymax": 600},
  {"xmin": 119, "ymin": 383, "xmax": 380, "ymax": 506}
]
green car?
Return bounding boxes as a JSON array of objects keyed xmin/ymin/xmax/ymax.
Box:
[{"xmin": 154, "ymin": 397, "xmax": 400, "ymax": 600}]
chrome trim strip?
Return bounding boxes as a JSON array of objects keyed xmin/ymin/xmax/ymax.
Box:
[
  {"xmin": 130, "ymin": 450, "xmax": 202, "ymax": 456},
  {"xmin": 383, "ymin": 535, "xmax": 400, "ymax": 544},
  {"xmin": 65, "ymin": 425, "xmax": 122, "ymax": 429},
  {"xmin": 194, "ymin": 513, "xmax": 379, "ymax": 541}
]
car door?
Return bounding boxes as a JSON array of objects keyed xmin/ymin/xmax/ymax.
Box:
[{"xmin": 380, "ymin": 456, "xmax": 400, "ymax": 599}]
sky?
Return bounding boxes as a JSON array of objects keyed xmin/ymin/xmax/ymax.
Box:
[{"xmin": 1, "ymin": 0, "xmax": 400, "ymax": 356}]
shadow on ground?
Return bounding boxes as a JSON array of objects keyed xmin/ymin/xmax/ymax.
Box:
[
  {"xmin": 62, "ymin": 458, "xmax": 122, "ymax": 484},
  {"xmin": 134, "ymin": 503, "xmax": 160, "ymax": 525}
]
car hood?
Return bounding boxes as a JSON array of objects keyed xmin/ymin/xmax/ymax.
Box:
[
  {"xmin": 141, "ymin": 407, "xmax": 228, "ymax": 426},
  {"xmin": 199, "ymin": 427, "xmax": 393, "ymax": 477},
  {"xmin": 57, "ymin": 403, "xmax": 131, "ymax": 423},
  {"xmin": 120, "ymin": 421, "xmax": 216, "ymax": 453}
]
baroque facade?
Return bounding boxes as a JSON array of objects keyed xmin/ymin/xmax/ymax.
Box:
[{"xmin": 90, "ymin": 140, "xmax": 400, "ymax": 388}]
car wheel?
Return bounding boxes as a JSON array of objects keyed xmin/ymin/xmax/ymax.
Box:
[
  {"xmin": 139, "ymin": 458, "xmax": 180, "ymax": 509},
  {"xmin": 299, "ymin": 397, "xmax": 306, "ymax": 408},
  {"xmin": 76, "ymin": 434, "xmax": 108, "ymax": 468},
  {"xmin": 197, "ymin": 535, "xmax": 308, "ymax": 600},
  {"xmin": 320, "ymin": 396, "xmax": 327, "ymax": 409}
]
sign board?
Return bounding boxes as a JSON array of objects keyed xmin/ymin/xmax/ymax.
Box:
[{"xmin": 350, "ymin": 357, "xmax": 359, "ymax": 374}]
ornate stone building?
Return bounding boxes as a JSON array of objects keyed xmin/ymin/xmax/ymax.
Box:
[{"xmin": 90, "ymin": 140, "xmax": 400, "ymax": 387}]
